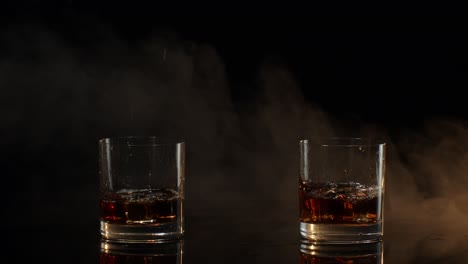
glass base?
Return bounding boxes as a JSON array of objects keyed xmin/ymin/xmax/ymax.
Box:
[
  {"xmin": 300, "ymin": 239, "xmax": 383, "ymax": 261},
  {"xmin": 101, "ymin": 221, "xmax": 183, "ymax": 243},
  {"xmin": 300, "ymin": 222, "xmax": 383, "ymax": 244},
  {"xmin": 101, "ymin": 239, "xmax": 183, "ymax": 254}
]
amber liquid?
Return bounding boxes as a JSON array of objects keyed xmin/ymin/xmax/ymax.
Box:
[
  {"xmin": 100, "ymin": 188, "xmax": 179, "ymax": 225},
  {"xmin": 299, "ymin": 182, "xmax": 380, "ymax": 224}
]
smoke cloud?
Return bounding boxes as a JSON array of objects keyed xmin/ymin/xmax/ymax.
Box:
[{"xmin": 1, "ymin": 21, "xmax": 467, "ymax": 262}]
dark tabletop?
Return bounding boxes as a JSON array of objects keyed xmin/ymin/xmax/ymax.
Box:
[{"xmin": 6, "ymin": 196, "xmax": 468, "ymax": 263}]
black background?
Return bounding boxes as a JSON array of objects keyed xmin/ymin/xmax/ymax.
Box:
[{"xmin": 2, "ymin": 2, "xmax": 468, "ymax": 263}]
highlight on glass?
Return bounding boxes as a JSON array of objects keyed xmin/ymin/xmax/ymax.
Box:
[{"xmin": 299, "ymin": 239, "xmax": 383, "ymax": 263}]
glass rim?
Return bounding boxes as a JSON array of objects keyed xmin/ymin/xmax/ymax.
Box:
[
  {"xmin": 299, "ymin": 137, "xmax": 386, "ymax": 147},
  {"xmin": 99, "ymin": 136, "xmax": 185, "ymax": 146}
]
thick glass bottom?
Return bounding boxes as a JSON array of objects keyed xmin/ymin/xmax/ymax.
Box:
[
  {"xmin": 101, "ymin": 221, "xmax": 183, "ymax": 243},
  {"xmin": 300, "ymin": 222, "xmax": 383, "ymax": 244}
]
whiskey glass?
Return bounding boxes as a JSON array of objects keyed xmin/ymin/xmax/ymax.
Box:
[
  {"xmin": 299, "ymin": 138, "xmax": 385, "ymax": 244},
  {"xmin": 99, "ymin": 137, "xmax": 185, "ymax": 243}
]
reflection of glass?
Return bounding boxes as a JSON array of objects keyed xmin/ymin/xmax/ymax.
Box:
[
  {"xmin": 299, "ymin": 138, "xmax": 386, "ymax": 244},
  {"xmin": 100, "ymin": 239, "xmax": 183, "ymax": 264},
  {"xmin": 99, "ymin": 137, "xmax": 185, "ymax": 243},
  {"xmin": 299, "ymin": 239, "xmax": 383, "ymax": 264}
]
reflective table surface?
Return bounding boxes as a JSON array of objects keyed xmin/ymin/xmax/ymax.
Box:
[{"xmin": 7, "ymin": 202, "xmax": 468, "ymax": 264}]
